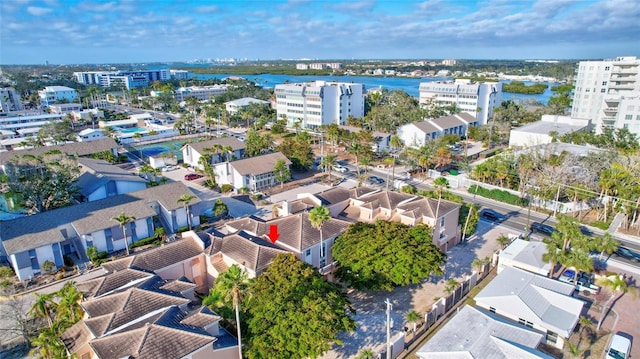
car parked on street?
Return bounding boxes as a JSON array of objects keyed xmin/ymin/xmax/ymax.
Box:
[
  {"xmin": 480, "ymin": 208, "xmax": 507, "ymax": 223},
  {"xmin": 333, "ymin": 164, "xmax": 348, "ymax": 173},
  {"xmin": 613, "ymin": 247, "xmax": 640, "ymax": 262},
  {"xmin": 184, "ymin": 173, "xmax": 203, "ymax": 181},
  {"xmin": 529, "ymin": 222, "xmax": 555, "ymax": 236},
  {"xmin": 368, "ymin": 176, "xmax": 385, "ymax": 185}
]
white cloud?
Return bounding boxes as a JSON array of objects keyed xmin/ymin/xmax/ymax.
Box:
[
  {"xmin": 195, "ymin": 5, "xmax": 218, "ymax": 13},
  {"xmin": 26, "ymin": 6, "xmax": 53, "ymax": 16}
]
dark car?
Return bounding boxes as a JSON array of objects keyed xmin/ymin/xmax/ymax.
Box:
[
  {"xmin": 368, "ymin": 176, "xmax": 385, "ymax": 185},
  {"xmin": 480, "ymin": 209, "xmax": 507, "ymax": 222},
  {"xmin": 184, "ymin": 173, "xmax": 203, "ymax": 181},
  {"xmin": 614, "ymin": 247, "xmax": 640, "ymax": 262},
  {"xmin": 529, "ymin": 222, "xmax": 555, "ymax": 235}
]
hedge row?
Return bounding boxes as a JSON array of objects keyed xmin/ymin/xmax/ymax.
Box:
[{"xmin": 468, "ymin": 184, "xmax": 528, "ymax": 206}]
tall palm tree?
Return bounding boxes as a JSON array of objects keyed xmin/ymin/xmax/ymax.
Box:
[
  {"xmin": 177, "ymin": 194, "xmax": 197, "ymax": 230},
  {"xmin": 320, "ymin": 154, "xmax": 337, "ymax": 184},
  {"xmin": 596, "ymin": 233, "xmax": 619, "ymax": 262},
  {"xmin": 347, "ymin": 142, "xmax": 363, "ymax": 176},
  {"xmin": 595, "ymin": 274, "xmax": 637, "ymax": 330},
  {"xmin": 203, "ymin": 265, "xmax": 251, "ymax": 359},
  {"xmin": 29, "ymin": 292, "xmax": 57, "ymax": 327},
  {"xmin": 111, "ymin": 212, "xmax": 136, "ymax": 256},
  {"xmin": 542, "ymin": 238, "xmax": 563, "ymax": 278},
  {"xmin": 55, "ymin": 282, "xmax": 84, "ymax": 323},
  {"xmin": 433, "ymin": 176, "xmax": 450, "ymax": 219},
  {"xmin": 560, "ymin": 250, "xmax": 594, "ymax": 286},
  {"xmin": 309, "ymin": 205, "xmax": 331, "ymax": 268}
]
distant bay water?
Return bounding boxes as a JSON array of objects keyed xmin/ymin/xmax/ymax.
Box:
[{"xmin": 195, "ymin": 73, "xmax": 559, "ymax": 105}]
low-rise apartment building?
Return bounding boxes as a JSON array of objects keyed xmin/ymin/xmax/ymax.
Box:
[
  {"xmin": 397, "ymin": 112, "xmax": 476, "ymax": 148},
  {"xmin": 38, "ymin": 86, "xmax": 79, "ymax": 108},
  {"xmin": 213, "ymin": 152, "xmax": 291, "ymax": 191}
]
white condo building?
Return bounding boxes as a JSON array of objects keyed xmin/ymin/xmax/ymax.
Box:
[
  {"xmin": 38, "ymin": 86, "xmax": 79, "ymax": 108},
  {"xmin": 0, "ymin": 87, "xmax": 24, "ymax": 113},
  {"xmin": 73, "ymin": 69, "xmax": 171, "ymax": 89},
  {"xmin": 274, "ymin": 81, "xmax": 365, "ymax": 129},
  {"xmin": 419, "ymin": 79, "xmax": 502, "ymax": 125},
  {"xmin": 571, "ymin": 56, "xmax": 640, "ymax": 135}
]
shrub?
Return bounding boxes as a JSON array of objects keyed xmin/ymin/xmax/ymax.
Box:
[
  {"xmin": 238, "ymin": 187, "xmax": 249, "ymax": 194},
  {"xmin": 220, "ymin": 184, "xmax": 234, "ymax": 193},
  {"xmin": 213, "ymin": 199, "xmax": 229, "ymax": 217},
  {"xmin": 1, "ymin": 280, "xmax": 12, "ymax": 288},
  {"xmin": 177, "ymin": 225, "xmax": 189, "ymax": 233},
  {"xmin": 0, "ymin": 266, "xmax": 14, "ymax": 278},
  {"xmin": 55, "ymin": 273, "xmax": 64, "ymax": 280},
  {"xmin": 130, "ymin": 236, "xmax": 160, "ymax": 249},
  {"xmin": 400, "ymin": 185, "xmax": 416, "ymax": 194},
  {"xmin": 468, "ymin": 184, "xmax": 528, "ymax": 206},
  {"xmin": 41, "ymin": 260, "xmax": 56, "ymax": 273}
]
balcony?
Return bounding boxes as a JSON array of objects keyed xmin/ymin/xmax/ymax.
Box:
[
  {"xmin": 603, "ymin": 107, "xmax": 619, "ymax": 114},
  {"xmin": 610, "ymin": 75, "xmax": 637, "ymax": 82},
  {"xmin": 319, "ymin": 261, "xmax": 337, "ymax": 276},
  {"xmin": 609, "ymin": 83, "xmax": 635, "ymax": 90},
  {"xmin": 611, "ymin": 68, "xmax": 638, "ymax": 75}
]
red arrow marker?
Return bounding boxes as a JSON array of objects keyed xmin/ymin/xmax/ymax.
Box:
[{"xmin": 267, "ymin": 225, "xmax": 280, "ymax": 244}]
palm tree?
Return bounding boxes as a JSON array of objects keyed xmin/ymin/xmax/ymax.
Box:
[
  {"xmin": 309, "ymin": 205, "xmax": 331, "ymax": 268},
  {"xmin": 347, "ymin": 142, "xmax": 363, "ymax": 175},
  {"xmin": 595, "ymin": 274, "xmax": 637, "ymax": 330},
  {"xmin": 389, "ymin": 134, "xmax": 404, "ymax": 153},
  {"xmin": 203, "ymin": 265, "xmax": 251, "ymax": 359},
  {"xmin": 596, "ymin": 233, "xmax": 619, "ymax": 262},
  {"xmin": 357, "ymin": 348, "xmax": 374, "ymax": 359},
  {"xmin": 29, "ymin": 292, "xmax": 57, "ymax": 327},
  {"xmin": 320, "ymin": 154, "xmax": 337, "ymax": 184},
  {"xmin": 221, "ymin": 145, "xmax": 234, "ymax": 162},
  {"xmin": 177, "ymin": 194, "xmax": 197, "ymax": 230},
  {"xmin": 405, "ymin": 310, "xmax": 421, "ymax": 333},
  {"xmin": 433, "ymin": 176, "xmax": 450, "ymax": 219},
  {"xmin": 560, "ymin": 250, "xmax": 594, "ymax": 286},
  {"xmin": 111, "ymin": 212, "xmax": 136, "ymax": 256},
  {"xmin": 55, "ymin": 282, "xmax": 83, "ymax": 323},
  {"xmin": 542, "ymin": 238, "xmax": 563, "ymax": 278}
]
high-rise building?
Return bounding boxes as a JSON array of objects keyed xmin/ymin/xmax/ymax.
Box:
[
  {"xmin": 274, "ymin": 81, "xmax": 365, "ymax": 129},
  {"xmin": 73, "ymin": 69, "xmax": 172, "ymax": 89},
  {"xmin": 419, "ymin": 79, "xmax": 502, "ymax": 125},
  {"xmin": 571, "ymin": 56, "xmax": 640, "ymax": 135},
  {"xmin": 0, "ymin": 87, "xmax": 24, "ymax": 113}
]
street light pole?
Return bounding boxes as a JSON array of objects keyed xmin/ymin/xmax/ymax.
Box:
[{"xmin": 385, "ymin": 298, "xmax": 392, "ymax": 359}]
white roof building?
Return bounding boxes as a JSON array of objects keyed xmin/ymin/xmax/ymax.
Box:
[
  {"xmin": 497, "ymin": 238, "xmax": 551, "ymax": 276},
  {"xmin": 509, "ymin": 115, "xmax": 591, "ymax": 148},
  {"xmin": 416, "ymin": 305, "xmax": 553, "ymax": 359},
  {"xmin": 474, "ymin": 266, "xmax": 584, "ymax": 348},
  {"xmin": 224, "ymin": 97, "xmax": 270, "ymax": 114}
]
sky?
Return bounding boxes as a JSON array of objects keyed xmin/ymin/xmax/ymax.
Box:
[{"xmin": 1, "ymin": 0, "xmax": 639, "ymax": 65}]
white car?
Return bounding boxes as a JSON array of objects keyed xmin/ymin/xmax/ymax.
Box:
[
  {"xmin": 606, "ymin": 334, "xmax": 631, "ymax": 359},
  {"xmin": 333, "ymin": 165, "xmax": 348, "ymax": 173},
  {"xmin": 162, "ymin": 165, "xmax": 178, "ymax": 172}
]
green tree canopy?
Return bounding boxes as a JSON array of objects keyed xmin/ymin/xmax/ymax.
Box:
[
  {"xmin": 333, "ymin": 221, "xmax": 446, "ymax": 291},
  {"xmin": 273, "ymin": 159, "xmax": 291, "ymax": 189},
  {"xmin": 245, "ymin": 253, "xmax": 356, "ymax": 359}
]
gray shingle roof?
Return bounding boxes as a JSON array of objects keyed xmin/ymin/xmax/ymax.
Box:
[
  {"xmin": 1, "ymin": 182, "xmax": 199, "ymax": 255},
  {"xmin": 76, "ymin": 268, "xmax": 155, "ymax": 299},
  {"xmin": 416, "ymin": 305, "xmax": 552, "ymax": 359},
  {"xmin": 76, "ymin": 158, "xmax": 147, "ymax": 196},
  {"xmin": 183, "ymin": 137, "xmax": 245, "ymax": 154},
  {"xmin": 216, "ymin": 231, "xmax": 289, "ymax": 273},
  {"xmin": 412, "ymin": 121, "xmax": 438, "ymax": 134},
  {"xmin": 227, "ymin": 152, "xmax": 291, "ymax": 176},
  {"xmin": 0, "ymin": 138, "xmax": 118, "ymax": 165},
  {"xmin": 315, "ymin": 187, "xmax": 351, "ymax": 205}
]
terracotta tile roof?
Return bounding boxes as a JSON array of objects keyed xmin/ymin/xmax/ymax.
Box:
[
  {"xmin": 60, "ymin": 321, "xmax": 92, "ymax": 353},
  {"xmin": 82, "ymin": 288, "xmax": 190, "ymax": 336},
  {"xmin": 397, "ymin": 197, "xmax": 459, "ymax": 219},
  {"xmin": 76, "ymin": 268, "xmax": 154, "ymax": 299},
  {"xmin": 218, "ymin": 231, "xmax": 289, "ymax": 273},
  {"xmin": 227, "ymin": 152, "xmax": 291, "ymax": 176},
  {"xmin": 211, "ymin": 255, "xmax": 229, "ymax": 274},
  {"xmin": 102, "ymin": 235, "xmax": 205, "ymax": 273},
  {"xmin": 315, "ymin": 187, "xmax": 351, "ymax": 205},
  {"xmin": 265, "ymin": 212, "xmax": 351, "ymax": 252},
  {"xmin": 89, "ymin": 324, "xmax": 216, "ymax": 359}
]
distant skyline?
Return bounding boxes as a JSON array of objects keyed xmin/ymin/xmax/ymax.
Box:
[{"xmin": 1, "ymin": 0, "xmax": 639, "ymax": 65}]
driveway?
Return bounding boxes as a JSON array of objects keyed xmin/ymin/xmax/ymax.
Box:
[{"xmin": 319, "ymin": 221, "xmax": 517, "ymax": 358}]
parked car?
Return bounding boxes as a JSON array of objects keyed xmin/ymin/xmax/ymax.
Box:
[
  {"xmin": 558, "ymin": 270, "xmax": 600, "ymax": 294},
  {"xmin": 184, "ymin": 173, "xmax": 203, "ymax": 181},
  {"xmin": 162, "ymin": 165, "xmax": 178, "ymax": 172},
  {"xmin": 605, "ymin": 333, "xmax": 631, "ymax": 359},
  {"xmin": 333, "ymin": 164, "xmax": 348, "ymax": 173},
  {"xmin": 614, "ymin": 247, "xmax": 640, "ymax": 262},
  {"xmin": 368, "ymin": 176, "xmax": 385, "ymax": 185},
  {"xmin": 529, "ymin": 222, "xmax": 555, "ymax": 236},
  {"xmin": 480, "ymin": 208, "xmax": 507, "ymax": 223}
]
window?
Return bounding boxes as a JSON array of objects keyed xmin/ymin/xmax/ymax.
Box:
[
  {"xmin": 601, "ymin": 88, "xmax": 606, "ymax": 93},
  {"xmin": 602, "ymin": 81, "xmax": 607, "ymax": 86},
  {"xmin": 320, "ymin": 243, "xmax": 326, "ymax": 258},
  {"xmin": 625, "ymin": 115, "xmax": 633, "ymax": 120},
  {"xmin": 28, "ymin": 249, "xmax": 39, "ymax": 270},
  {"xmin": 439, "ymin": 217, "xmax": 445, "ymax": 227},
  {"xmin": 305, "ymin": 249, "xmax": 311, "ymax": 257},
  {"xmin": 605, "ymin": 66, "xmax": 610, "ymax": 71},
  {"xmin": 546, "ymin": 331, "xmax": 558, "ymax": 344},
  {"xmin": 636, "ymin": 115, "xmax": 640, "ymax": 121},
  {"xmin": 489, "ymin": 307, "xmax": 496, "ymax": 313}
]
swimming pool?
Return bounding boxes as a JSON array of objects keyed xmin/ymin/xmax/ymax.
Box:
[
  {"xmin": 117, "ymin": 127, "xmax": 147, "ymax": 134},
  {"xmin": 131, "ymin": 139, "xmax": 190, "ymax": 161},
  {"xmin": 0, "ymin": 193, "xmax": 27, "ymax": 221}
]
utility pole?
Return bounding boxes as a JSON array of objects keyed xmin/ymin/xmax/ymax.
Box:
[{"xmin": 386, "ymin": 298, "xmax": 392, "ymax": 359}]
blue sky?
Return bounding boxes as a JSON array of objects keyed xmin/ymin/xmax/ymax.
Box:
[{"xmin": 1, "ymin": 0, "xmax": 639, "ymax": 65}]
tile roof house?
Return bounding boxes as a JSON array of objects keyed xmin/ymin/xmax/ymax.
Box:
[
  {"xmin": 181, "ymin": 137, "xmax": 246, "ymax": 170},
  {"xmin": 224, "ymin": 212, "xmax": 351, "ymax": 274},
  {"xmin": 61, "ymin": 271, "xmax": 237, "ymax": 359},
  {"xmin": 397, "ymin": 112, "xmax": 476, "ymax": 148},
  {"xmin": 474, "ymin": 266, "xmax": 585, "ymax": 349},
  {"xmin": 0, "ymin": 182, "xmax": 201, "ymax": 281},
  {"xmin": 76, "ymin": 158, "xmax": 148, "ymax": 202},
  {"xmin": 416, "ymin": 305, "xmax": 554, "ymax": 359},
  {"xmin": 344, "ymin": 188, "xmax": 462, "ymax": 251},
  {"xmin": 213, "ymin": 152, "xmax": 291, "ymax": 191}
]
